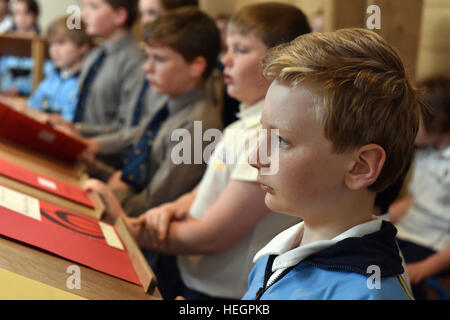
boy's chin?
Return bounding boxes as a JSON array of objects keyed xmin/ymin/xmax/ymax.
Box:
[{"xmin": 265, "ymin": 195, "xmax": 286, "ymax": 214}]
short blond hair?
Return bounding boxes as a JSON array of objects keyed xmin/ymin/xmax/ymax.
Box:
[{"xmin": 263, "ymin": 28, "xmax": 424, "ymax": 192}]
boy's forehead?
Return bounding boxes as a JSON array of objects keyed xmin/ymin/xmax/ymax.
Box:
[
  {"xmin": 264, "ymin": 81, "xmax": 320, "ymax": 125},
  {"xmin": 146, "ymin": 42, "xmax": 171, "ymax": 53},
  {"xmin": 226, "ymin": 28, "xmax": 264, "ymax": 45},
  {"xmin": 48, "ymin": 34, "xmax": 73, "ymax": 44},
  {"xmin": 146, "ymin": 42, "xmax": 184, "ymax": 59}
]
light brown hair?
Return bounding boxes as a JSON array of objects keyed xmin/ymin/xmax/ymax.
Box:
[
  {"xmin": 47, "ymin": 15, "xmax": 93, "ymax": 47},
  {"xmin": 228, "ymin": 2, "xmax": 311, "ymax": 49},
  {"xmin": 263, "ymin": 28, "xmax": 424, "ymax": 192}
]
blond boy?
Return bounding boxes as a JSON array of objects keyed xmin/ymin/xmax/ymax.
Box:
[{"xmin": 245, "ymin": 29, "xmax": 422, "ymax": 300}]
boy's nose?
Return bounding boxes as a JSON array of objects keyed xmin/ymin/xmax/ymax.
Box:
[
  {"xmin": 143, "ymin": 59, "xmax": 154, "ymax": 74},
  {"xmin": 249, "ymin": 145, "xmax": 260, "ymax": 170},
  {"xmin": 249, "ymin": 141, "xmax": 270, "ymax": 170},
  {"xmin": 221, "ymin": 50, "xmax": 232, "ymax": 67}
]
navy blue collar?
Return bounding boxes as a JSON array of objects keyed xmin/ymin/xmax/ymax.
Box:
[{"xmin": 304, "ymin": 221, "xmax": 404, "ymax": 278}]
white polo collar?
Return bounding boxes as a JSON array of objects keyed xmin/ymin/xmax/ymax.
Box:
[
  {"xmin": 254, "ymin": 218, "xmax": 383, "ymax": 272},
  {"xmin": 441, "ymin": 145, "xmax": 450, "ymax": 159},
  {"xmin": 236, "ymin": 100, "xmax": 265, "ymax": 129}
]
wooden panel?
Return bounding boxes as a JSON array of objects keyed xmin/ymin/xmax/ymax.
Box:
[
  {"xmin": 416, "ymin": 0, "xmax": 450, "ymax": 80},
  {"xmin": 324, "ymin": 0, "xmax": 367, "ymax": 31},
  {"xmin": 368, "ymin": 0, "xmax": 424, "ymax": 80},
  {"xmin": 417, "ymin": 49, "xmax": 450, "ymax": 80}
]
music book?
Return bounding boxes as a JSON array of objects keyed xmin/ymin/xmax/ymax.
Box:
[
  {"xmin": 0, "ymin": 101, "xmax": 86, "ymax": 162},
  {"xmin": 0, "ymin": 186, "xmax": 140, "ymax": 285},
  {"xmin": 0, "ymin": 157, "xmax": 94, "ymax": 208}
]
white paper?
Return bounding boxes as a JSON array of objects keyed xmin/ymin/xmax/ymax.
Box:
[
  {"xmin": 37, "ymin": 177, "xmax": 57, "ymax": 191},
  {"xmin": 0, "ymin": 186, "xmax": 41, "ymax": 221},
  {"xmin": 37, "ymin": 130, "xmax": 56, "ymax": 143},
  {"xmin": 99, "ymin": 222, "xmax": 124, "ymax": 251}
]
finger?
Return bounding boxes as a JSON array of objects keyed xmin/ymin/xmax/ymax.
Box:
[
  {"xmin": 82, "ymin": 179, "xmax": 102, "ymax": 192},
  {"xmin": 174, "ymin": 210, "xmax": 187, "ymax": 220},
  {"xmin": 136, "ymin": 214, "xmax": 146, "ymax": 225},
  {"xmin": 82, "ymin": 179, "xmax": 96, "ymax": 192},
  {"xmin": 150, "ymin": 213, "xmax": 160, "ymax": 248},
  {"xmin": 158, "ymin": 212, "xmax": 170, "ymax": 241}
]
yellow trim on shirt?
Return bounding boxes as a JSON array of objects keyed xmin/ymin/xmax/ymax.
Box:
[{"xmin": 397, "ymin": 275, "xmax": 415, "ymax": 300}]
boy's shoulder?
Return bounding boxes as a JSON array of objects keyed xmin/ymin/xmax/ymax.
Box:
[
  {"xmin": 245, "ymin": 221, "xmax": 413, "ymax": 300},
  {"xmin": 106, "ymin": 34, "xmax": 145, "ymax": 63},
  {"xmin": 175, "ymin": 89, "xmax": 223, "ymax": 131},
  {"xmin": 246, "ymin": 255, "xmax": 412, "ymax": 300}
]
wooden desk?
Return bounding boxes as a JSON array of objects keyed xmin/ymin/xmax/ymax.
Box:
[
  {"xmin": 0, "ymin": 95, "xmax": 104, "ymax": 219},
  {"xmin": 0, "ymin": 135, "xmax": 104, "ymax": 220},
  {"xmin": 0, "ymin": 235, "xmax": 161, "ymax": 300}
]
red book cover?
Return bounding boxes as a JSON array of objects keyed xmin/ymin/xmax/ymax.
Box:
[
  {"xmin": 0, "ymin": 187, "xmax": 140, "ymax": 285},
  {"xmin": 0, "ymin": 157, "xmax": 94, "ymax": 208},
  {"xmin": 0, "ymin": 102, "xmax": 87, "ymax": 162}
]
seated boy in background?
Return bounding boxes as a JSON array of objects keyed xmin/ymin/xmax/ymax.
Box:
[
  {"xmin": 87, "ymin": 7, "xmax": 223, "ymax": 217},
  {"xmin": 244, "ymin": 29, "xmax": 423, "ymax": 300},
  {"xmin": 74, "ymin": 0, "xmax": 201, "ymax": 171},
  {"xmin": 0, "ymin": 0, "xmax": 13, "ymax": 33},
  {"xmin": 43, "ymin": 0, "xmax": 145, "ymax": 137},
  {"xmin": 390, "ymin": 76, "xmax": 450, "ymax": 298},
  {"xmin": 27, "ymin": 16, "xmax": 93, "ymax": 121},
  {"xmin": 0, "ymin": 0, "xmax": 51, "ymax": 96}
]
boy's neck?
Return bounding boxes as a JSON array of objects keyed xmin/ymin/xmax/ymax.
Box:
[
  {"xmin": 103, "ymin": 28, "xmax": 129, "ymax": 43},
  {"xmin": 63, "ymin": 60, "xmax": 83, "ymax": 77},
  {"xmin": 298, "ymin": 190, "xmax": 376, "ymax": 247},
  {"xmin": 167, "ymin": 81, "xmax": 202, "ymax": 100}
]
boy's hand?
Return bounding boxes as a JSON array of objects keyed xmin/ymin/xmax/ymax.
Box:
[
  {"xmin": 107, "ymin": 171, "xmax": 130, "ymax": 191},
  {"xmin": 83, "ymin": 179, "xmax": 127, "ymax": 224},
  {"xmin": 141, "ymin": 203, "xmax": 188, "ymax": 248},
  {"xmin": 78, "ymin": 139, "xmax": 101, "ymax": 174},
  {"xmin": 78, "ymin": 149, "xmax": 99, "ymax": 174},
  {"xmin": 124, "ymin": 216, "xmax": 145, "ymax": 239},
  {"xmin": 406, "ymin": 261, "xmax": 432, "ymax": 285}
]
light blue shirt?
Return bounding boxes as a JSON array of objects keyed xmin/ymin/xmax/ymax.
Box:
[
  {"xmin": 28, "ymin": 66, "xmax": 80, "ymax": 121},
  {"xmin": 0, "ymin": 56, "xmax": 53, "ymax": 96}
]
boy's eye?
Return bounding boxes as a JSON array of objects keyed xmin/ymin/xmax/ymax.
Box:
[
  {"xmin": 278, "ymin": 136, "xmax": 289, "ymax": 147},
  {"xmin": 235, "ymin": 47, "xmax": 249, "ymax": 54},
  {"xmin": 154, "ymin": 55, "xmax": 166, "ymax": 63}
]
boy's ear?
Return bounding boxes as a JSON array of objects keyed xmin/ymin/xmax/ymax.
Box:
[
  {"xmin": 80, "ymin": 43, "xmax": 91, "ymax": 56},
  {"xmin": 189, "ymin": 56, "xmax": 207, "ymax": 80},
  {"xmin": 345, "ymin": 144, "xmax": 386, "ymax": 191},
  {"xmin": 112, "ymin": 7, "xmax": 129, "ymax": 28}
]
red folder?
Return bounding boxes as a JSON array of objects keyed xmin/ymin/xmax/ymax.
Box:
[
  {"xmin": 0, "ymin": 102, "xmax": 87, "ymax": 162},
  {"xmin": 0, "ymin": 157, "xmax": 94, "ymax": 208},
  {"xmin": 0, "ymin": 200, "xmax": 140, "ymax": 285}
]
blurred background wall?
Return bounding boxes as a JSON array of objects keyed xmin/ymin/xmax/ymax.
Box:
[{"xmin": 36, "ymin": 0, "xmax": 450, "ymax": 81}]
